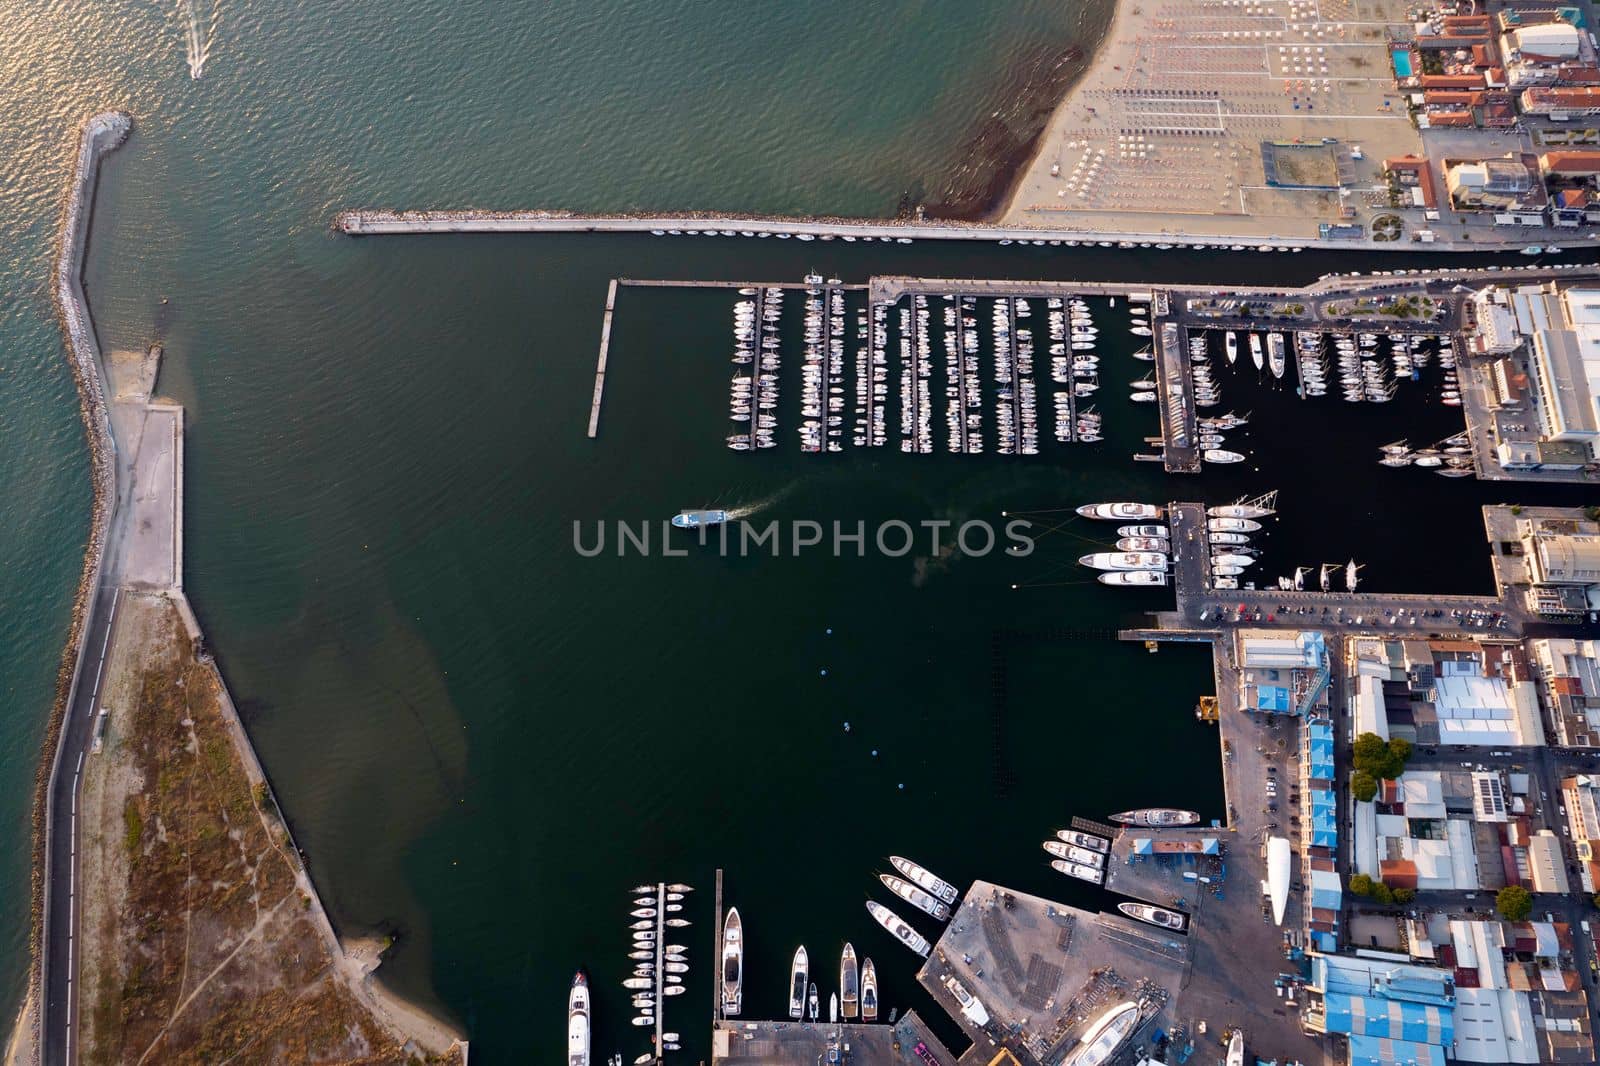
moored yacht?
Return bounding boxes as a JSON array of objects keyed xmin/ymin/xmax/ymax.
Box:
[
  {"xmin": 1117, "ymin": 902, "xmax": 1188, "ymax": 931},
  {"xmin": 1043, "ymin": 840, "xmax": 1105, "ymax": 867},
  {"xmin": 1079, "ymin": 552, "xmax": 1168, "ymax": 572},
  {"xmin": 861, "ymin": 958, "xmax": 879, "ymax": 1021},
  {"xmin": 879, "ymin": 873, "xmax": 952, "ymax": 921},
  {"xmin": 721, "ymin": 907, "xmax": 743, "ymax": 1017},
  {"xmin": 1098, "ymin": 571, "xmax": 1167, "ymax": 587},
  {"xmin": 865, "ymin": 901, "xmax": 932, "ymax": 957},
  {"xmin": 1077, "ymin": 502, "xmax": 1163, "ymax": 521},
  {"xmin": 1248, "ymin": 333, "xmax": 1264, "ymax": 370},
  {"xmin": 888, "ymin": 856, "xmax": 959, "ymax": 905},
  {"xmin": 1266, "ymin": 333, "xmax": 1286, "ymax": 379},
  {"xmin": 568, "ymin": 971, "xmax": 591, "ymax": 1066},
  {"xmin": 1057, "ymin": 829, "xmax": 1110, "ymax": 853},
  {"xmin": 1049, "ymin": 858, "xmax": 1104, "ymax": 883},
  {"xmin": 1109, "ymin": 808, "xmax": 1201, "ymax": 827},
  {"xmin": 1224, "ymin": 331, "xmax": 1238, "ymax": 364},
  {"xmin": 788, "ymin": 946, "xmax": 808, "ymax": 1019},
  {"xmin": 840, "ymin": 943, "xmax": 860, "ymax": 1019}
]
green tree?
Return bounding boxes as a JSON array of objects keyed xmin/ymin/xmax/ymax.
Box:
[
  {"xmin": 1372, "ymin": 883, "xmax": 1396, "ymax": 906},
  {"xmin": 1351, "ymin": 771, "xmax": 1379, "ymax": 803},
  {"xmin": 1497, "ymin": 885, "xmax": 1534, "ymax": 922},
  {"xmin": 1349, "ymin": 873, "xmax": 1374, "ymax": 897},
  {"xmin": 1353, "ymin": 732, "xmax": 1387, "ymax": 767},
  {"xmin": 1394, "ymin": 887, "xmax": 1417, "ymax": 904}
]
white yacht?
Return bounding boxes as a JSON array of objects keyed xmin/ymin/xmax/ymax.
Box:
[
  {"xmin": 865, "ymin": 901, "xmax": 932, "ymax": 957},
  {"xmin": 861, "ymin": 958, "xmax": 879, "ymax": 1021},
  {"xmin": 1247, "ymin": 333, "xmax": 1264, "ymax": 370},
  {"xmin": 788, "ymin": 946, "xmax": 808, "ymax": 1020},
  {"xmin": 1207, "ymin": 517, "xmax": 1261, "ymax": 533},
  {"xmin": 1049, "ymin": 858, "xmax": 1103, "ymax": 883},
  {"xmin": 888, "ymin": 856, "xmax": 959, "ymax": 905},
  {"xmin": 568, "ymin": 971, "xmax": 591, "ymax": 1066},
  {"xmin": 1266, "ymin": 333, "xmax": 1286, "ymax": 378},
  {"xmin": 721, "ymin": 907, "xmax": 743, "ymax": 1017},
  {"xmin": 1076, "ymin": 502, "xmax": 1162, "ymax": 521},
  {"xmin": 1098, "ymin": 571, "xmax": 1168, "ymax": 587},
  {"xmin": 879, "ymin": 874, "xmax": 952, "ymax": 921},
  {"xmin": 1224, "ymin": 331, "xmax": 1238, "ymax": 364},
  {"xmin": 1043, "ymin": 840, "xmax": 1105, "ymax": 867},
  {"xmin": 1117, "ymin": 902, "xmax": 1188, "ymax": 931},
  {"xmin": 840, "ymin": 944, "xmax": 859, "ymax": 1019},
  {"xmin": 1079, "ymin": 552, "xmax": 1168, "ymax": 571},
  {"xmin": 1117, "ymin": 525, "xmax": 1169, "ymax": 539},
  {"xmin": 1056, "ymin": 829, "xmax": 1110, "ymax": 853}
]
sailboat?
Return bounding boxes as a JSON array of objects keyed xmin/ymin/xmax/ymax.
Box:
[
  {"xmin": 1319, "ymin": 563, "xmax": 1333, "ymax": 593},
  {"xmin": 1346, "ymin": 559, "xmax": 1362, "ymax": 592},
  {"xmin": 1293, "ymin": 566, "xmax": 1306, "ymax": 592},
  {"xmin": 788, "ymin": 947, "xmax": 808, "ymax": 1019}
]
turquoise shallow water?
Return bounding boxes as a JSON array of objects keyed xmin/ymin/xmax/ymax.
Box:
[{"xmin": 7, "ymin": 3, "xmax": 1599, "ymax": 1062}]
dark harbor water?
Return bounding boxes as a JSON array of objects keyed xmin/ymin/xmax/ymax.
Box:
[{"xmin": 2, "ymin": 2, "xmax": 1599, "ymax": 1062}]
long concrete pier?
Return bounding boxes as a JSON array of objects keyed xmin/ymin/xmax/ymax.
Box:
[
  {"xmin": 335, "ymin": 208, "xmax": 1600, "ymax": 254},
  {"xmin": 589, "ymin": 279, "xmax": 618, "ymax": 438}
]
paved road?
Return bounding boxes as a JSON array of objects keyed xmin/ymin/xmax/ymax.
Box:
[{"xmin": 42, "ymin": 579, "xmax": 121, "ymax": 1066}]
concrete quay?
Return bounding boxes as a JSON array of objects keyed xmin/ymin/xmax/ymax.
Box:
[
  {"xmin": 336, "ymin": 208, "xmax": 1600, "ymax": 254},
  {"xmin": 711, "ymin": 1012, "xmax": 956, "ymax": 1065}
]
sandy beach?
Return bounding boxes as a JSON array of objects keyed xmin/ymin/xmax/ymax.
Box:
[{"xmin": 999, "ymin": 0, "xmax": 1421, "ymax": 240}]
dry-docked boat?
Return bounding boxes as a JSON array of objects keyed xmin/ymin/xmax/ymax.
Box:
[
  {"xmin": 721, "ymin": 907, "xmax": 743, "ymax": 1016},
  {"xmin": 788, "ymin": 946, "xmax": 808, "ymax": 1020},
  {"xmin": 1067, "ymin": 1001, "xmax": 1141, "ymax": 1066},
  {"xmin": 1049, "ymin": 858, "xmax": 1104, "ymax": 883},
  {"xmin": 879, "ymin": 873, "xmax": 952, "ymax": 921},
  {"xmin": 1057, "ymin": 829, "xmax": 1110, "ymax": 853},
  {"xmin": 1109, "ymin": 808, "xmax": 1201, "ymax": 827},
  {"xmin": 1117, "ymin": 902, "xmax": 1188, "ymax": 932},
  {"xmin": 866, "ymin": 901, "xmax": 932, "ymax": 957},
  {"xmin": 861, "ymin": 958, "xmax": 879, "ymax": 1021},
  {"xmin": 888, "ymin": 856, "xmax": 959, "ymax": 905},
  {"xmin": 1043, "ymin": 840, "xmax": 1105, "ymax": 867},
  {"xmin": 1098, "ymin": 571, "xmax": 1168, "ymax": 587},
  {"xmin": 568, "ymin": 971, "xmax": 591, "ymax": 1066},
  {"xmin": 1076, "ymin": 502, "xmax": 1163, "ymax": 521},
  {"xmin": 840, "ymin": 943, "xmax": 860, "ymax": 1019}
]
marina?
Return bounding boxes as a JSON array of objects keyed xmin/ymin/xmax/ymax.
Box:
[{"xmin": 583, "ymin": 264, "xmax": 1600, "ymax": 484}]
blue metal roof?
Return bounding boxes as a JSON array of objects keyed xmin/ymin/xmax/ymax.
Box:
[
  {"xmin": 1347, "ymin": 1035, "xmax": 1445, "ymax": 1066},
  {"xmin": 1256, "ymin": 684, "xmax": 1291, "ymax": 712}
]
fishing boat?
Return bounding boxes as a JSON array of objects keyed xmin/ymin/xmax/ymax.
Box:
[
  {"xmin": 1109, "ymin": 808, "xmax": 1201, "ymax": 826},
  {"xmin": 1043, "ymin": 840, "xmax": 1106, "ymax": 867},
  {"xmin": 1117, "ymin": 902, "xmax": 1188, "ymax": 931},
  {"xmin": 1266, "ymin": 333, "xmax": 1286, "ymax": 379},
  {"xmin": 1225, "ymin": 332, "xmax": 1238, "ymax": 365},
  {"xmin": 1098, "ymin": 571, "xmax": 1168, "ymax": 586},
  {"xmin": 865, "ymin": 901, "xmax": 932, "ymax": 957},
  {"xmin": 1076, "ymin": 502, "xmax": 1162, "ymax": 521},
  {"xmin": 721, "ymin": 907, "xmax": 743, "ymax": 1017},
  {"xmin": 1049, "ymin": 858, "xmax": 1104, "ymax": 883},
  {"xmin": 568, "ymin": 971, "xmax": 591, "ymax": 1066},
  {"xmin": 1248, "ymin": 333, "xmax": 1264, "ymax": 371},
  {"xmin": 1057, "ymin": 829, "xmax": 1110, "ymax": 853},
  {"xmin": 879, "ymin": 874, "xmax": 952, "ymax": 921},
  {"xmin": 788, "ymin": 946, "xmax": 808, "ymax": 1019},
  {"xmin": 672, "ymin": 509, "xmax": 728, "ymax": 529},
  {"xmin": 888, "ymin": 856, "xmax": 959, "ymax": 905},
  {"xmin": 861, "ymin": 958, "xmax": 879, "ymax": 1021},
  {"xmin": 840, "ymin": 944, "xmax": 860, "ymax": 1019}
]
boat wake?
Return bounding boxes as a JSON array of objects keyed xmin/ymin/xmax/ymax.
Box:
[
  {"xmin": 177, "ymin": 0, "xmax": 221, "ymax": 80},
  {"xmin": 721, "ymin": 482, "xmax": 800, "ymax": 521}
]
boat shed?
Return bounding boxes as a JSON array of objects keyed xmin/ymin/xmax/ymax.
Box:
[{"xmin": 1307, "ymin": 953, "xmax": 1456, "ymax": 1066}]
